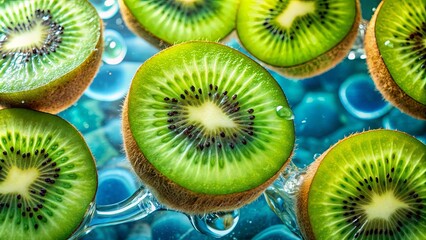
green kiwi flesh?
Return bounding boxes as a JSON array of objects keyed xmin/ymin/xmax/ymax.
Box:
[
  {"xmin": 119, "ymin": 0, "xmax": 239, "ymax": 48},
  {"xmin": 0, "ymin": 0, "xmax": 103, "ymax": 114},
  {"xmin": 0, "ymin": 108, "xmax": 97, "ymax": 240},
  {"xmin": 365, "ymin": 0, "xmax": 426, "ymax": 119},
  {"xmin": 297, "ymin": 130, "xmax": 426, "ymax": 240},
  {"xmin": 236, "ymin": 0, "xmax": 360, "ymax": 78},
  {"xmin": 123, "ymin": 41, "xmax": 295, "ymax": 213}
]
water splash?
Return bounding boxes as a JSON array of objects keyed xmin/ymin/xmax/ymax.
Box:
[
  {"xmin": 90, "ymin": 0, "xmax": 119, "ymax": 19},
  {"xmin": 103, "ymin": 29, "xmax": 127, "ymax": 65},
  {"xmin": 276, "ymin": 106, "xmax": 294, "ymax": 120},
  {"xmin": 347, "ymin": 20, "xmax": 368, "ymax": 60},
  {"xmin": 264, "ymin": 163, "xmax": 306, "ymax": 238}
]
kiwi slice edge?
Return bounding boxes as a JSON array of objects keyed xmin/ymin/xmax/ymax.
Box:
[
  {"xmin": 123, "ymin": 100, "xmax": 292, "ymax": 214},
  {"xmin": 0, "ymin": 0, "xmax": 104, "ymax": 114},
  {"xmin": 276, "ymin": 0, "xmax": 361, "ymax": 79},
  {"xmin": 123, "ymin": 41, "xmax": 295, "ymax": 214},
  {"xmin": 0, "ymin": 108, "xmax": 97, "ymax": 240},
  {"xmin": 0, "ymin": 34, "xmax": 103, "ymax": 114},
  {"xmin": 296, "ymin": 129, "xmax": 426, "ymax": 239},
  {"xmin": 237, "ymin": 0, "xmax": 361, "ymax": 79},
  {"xmin": 118, "ymin": 0, "xmax": 164, "ymax": 48},
  {"xmin": 365, "ymin": 1, "xmax": 426, "ymax": 120},
  {"xmin": 118, "ymin": 0, "xmax": 238, "ymax": 49}
]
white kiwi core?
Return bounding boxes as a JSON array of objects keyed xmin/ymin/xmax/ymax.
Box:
[
  {"xmin": 0, "ymin": 166, "xmax": 39, "ymax": 198},
  {"xmin": 3, "ymin": 21, "xmax": 47, "ymax": 52},
  {"xmin": 362, "ymin": 191, "xmax": 409, "ymax": 220},
  {"xmin": 187, "ymin": 101, "xmax": 237, "ymax": 131},
  {"xmin": 276, "ymin": 1, "xmax": 316, "ymax": 28}
]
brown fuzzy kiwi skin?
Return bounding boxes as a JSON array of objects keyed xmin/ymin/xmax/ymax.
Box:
[
  {"xmin": 296, "ymin": 157, "xmax": 321, "ymax": 240},
  {"xmin": 365, "ymin": 1, "xmax": 426, "ymax": 120},
  {"xmin": 266, "ymin": 0, "xmax": 361, "ymax": 79},
  {"xmin": 122, "ymin": 96, "xmax": 293, "ymax": 214},
  {"xmin": 0, "ymin": 21, "xmax": 104, "ymax": 114}
]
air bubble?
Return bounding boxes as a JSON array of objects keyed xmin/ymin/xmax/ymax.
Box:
[
  {"xmin": 90, "ymin": 0, "xmax": 119, "ymax": 19},
  {"xmin": 276, "ymin": 106, "xmax": 294, "ymax": 120},
  {"xmin": 102, "ymin": 29, "xmax": 127, "ymax": 65},
  {"xmin": 339, "ymin": 74, "xmax": 391, "ymax": 119},
  {"xmin": 85, "ymin": 61, "xmax": 139, "ymax": 101}
]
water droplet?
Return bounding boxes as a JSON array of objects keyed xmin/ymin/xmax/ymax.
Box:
[
  {"xmin": 115, "ymin": 18, "xmax": 123, "ymax": 26},
  {"xmin": 384, "ymin": 40, "xmax": 394, "ymax": 48},
  {"xmin": 90, "ymin": 0, "xmax": 119, "ymax": 19},
  {"xmin": 102, "ymin": 29, "xmax": 127, "ymax": 65},
  {"xmin": 313, "ymin": 153, "xmax": 321, "ymax": 160},
  {"xmin": 276, "ymin": 106, "xmax": 294, "ymax": 120},
  {"xmin": 189, "ymin": 210, "xmax": 239, "ymax": 238}
]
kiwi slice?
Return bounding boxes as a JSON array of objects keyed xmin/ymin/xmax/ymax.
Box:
[
  {"xmin": 297, "ymin": 130, "xmax": 426, "ymax": 239},
  {"xmin": 118, "ymin": 0, "xmax": 239, "ymax": 48},
  {"xmin": 0, "ymin": 108, "xmax": 97, "ymax": 240},
  {"xmin": 236, "ymin": 0, "xmax": 361, "ymax": 79},
  {"xmin": 365, "ymin": 0, "xmax": 426, "ymax": 120},
  {"xmin": 123, "ymin": 41, "xmax": 295, "ymax": 213},
  {"xmin": 0, "ymin": 0, "xmax": 103, "ymax": 114}
]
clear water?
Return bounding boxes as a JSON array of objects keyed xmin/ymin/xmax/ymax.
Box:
[
  {"xmin": 102, "ymin": 29, "xmax": 127, "ymax": 65},
  {"xmin": 70, "ymin": 0, "xmax": 426, "ymax": 239}
]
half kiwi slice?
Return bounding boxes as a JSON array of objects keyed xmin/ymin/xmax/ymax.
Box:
[
  {"xmin": 365, "ymin": 0, "xmax": 426, "ymax": 120},
  {"xmin": 123, "ymin": 41, "xmax": 295, "ymax": 213},
  {"xmin": 297, "ymin": 129, "xmax": 426, "ymax": 239},
  {"xmin": 236, "ymin": 0, "xmax": 361, "ymax": 79},
  {"xmin": 0, "ymin": 108, "xmax": 97, "ymax": 240},
  {"xmin": 118, "ymin": 0, "xmax": 239, "ymax": 48},
  {"xmin": 0, "ymin": 0, "xmax": 103, "ymax": 114}
]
